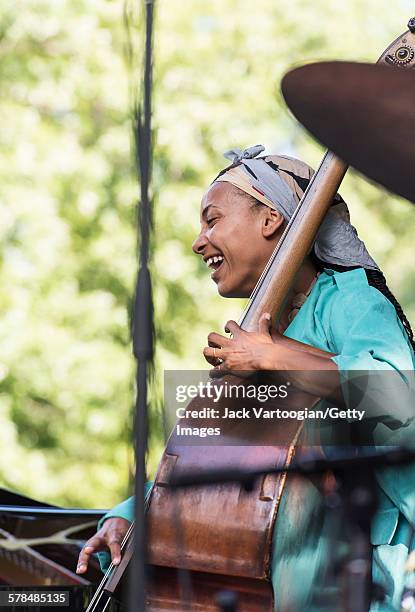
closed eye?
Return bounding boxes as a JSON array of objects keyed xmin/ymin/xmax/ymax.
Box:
[{"xmin": 207, "ymin": 217, "xmax": 218, "ymax": 226}]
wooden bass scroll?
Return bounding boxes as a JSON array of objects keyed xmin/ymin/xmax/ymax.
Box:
[{"xmin": 145, "ymin": 25, "xmax": 415, "ymax": 612}]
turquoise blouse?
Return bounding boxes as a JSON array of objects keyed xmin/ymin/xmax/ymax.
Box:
[{"xmin": 99, "ymin": 269, "xmax": 415, "ymax": 611}]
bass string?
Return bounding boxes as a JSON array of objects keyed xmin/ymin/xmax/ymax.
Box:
[
  {"xmin": 85, "ymin": 488, "xmax": 153, "ymax": 612},
  {"xmin": 84, "ymin": 523, "xmax": 134, "ymax": 612}
]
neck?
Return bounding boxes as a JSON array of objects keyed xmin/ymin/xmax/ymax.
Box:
[
  {"xmin": 278, "ymin": 256, "xmax": 318, "ymax": 332},
  {"xmin": 292, "ymin": 256, "xmax": 318, "ymax": 295}
]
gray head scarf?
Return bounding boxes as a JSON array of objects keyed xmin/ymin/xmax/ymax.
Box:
[{"xmin": 215, "ymin": 145, "xmax": 379, "ymax": 271}]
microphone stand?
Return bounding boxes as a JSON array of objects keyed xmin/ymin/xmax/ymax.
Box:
[{"xmin": 129, "ymin": 1, "xmax": 155, "ymax": 610}]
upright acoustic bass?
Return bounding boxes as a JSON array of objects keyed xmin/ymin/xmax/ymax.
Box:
[{"xmin": 85, "ymin": 22, "xmax": 415, "ymax": 612}]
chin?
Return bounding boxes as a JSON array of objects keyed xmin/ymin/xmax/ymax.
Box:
[{"xmin": 216, "ymin": 282, "xmax": 250, "ymax": 299}]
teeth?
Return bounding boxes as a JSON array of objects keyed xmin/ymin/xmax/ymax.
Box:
[{"xmin": 206, "ymin": 255, "xmax": 224, "ymax": 268}]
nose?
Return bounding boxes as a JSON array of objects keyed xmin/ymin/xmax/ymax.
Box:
[{"xmin": 192, "ymin": 229, "xmax": 208, "ymax": 255}]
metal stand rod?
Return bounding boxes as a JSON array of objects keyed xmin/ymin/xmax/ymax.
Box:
[
  {"xmin": 216, "ymin": 589, "xmax": 239, "ymax": 612},
  {"xmin": 128, "ymin": 0, "xmax": 155, "ymax": 609},
  {"xmin": 340, "ymin": 469, "xmax": 377, "ymax": 612},
  {"xmin": 129, "ymin": 360, "xmax": 149, "ymax": 611}
]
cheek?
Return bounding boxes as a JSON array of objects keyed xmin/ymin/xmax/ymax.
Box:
[
  {"xmin": 230, "ymin": 221, "xmax": 261, "ymax": 260},
  {"xmin": 207, "ymin": 222, "xmax": 228, "ymax": 247},
  {"xmin": 226, "ymin": 216, "xmax": 251, "ymax": 242},
  {"xmin": 208, "ymin": 213, "xmax": 261, "ymax": 269}
]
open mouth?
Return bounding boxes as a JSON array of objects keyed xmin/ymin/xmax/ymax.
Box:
[{"xmin": 205, "ymin": 254, "xmax": 225, "ymax": 277}]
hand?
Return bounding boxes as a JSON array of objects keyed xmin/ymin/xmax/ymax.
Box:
[
  {"xmin": 203, "ymin": 313, "xmax": 275, "ymax": 372},
  {"xmin": 76, "ymin": 517, "xmax": 131, "ymax": 574}
]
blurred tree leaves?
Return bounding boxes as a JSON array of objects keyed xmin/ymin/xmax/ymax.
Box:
[{"xmin": 0, "ymin": 0, "xmax": 414, "ymax": 507}]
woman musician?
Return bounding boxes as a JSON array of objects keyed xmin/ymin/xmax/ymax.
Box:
[{"xmin": 77, "ymin": 146, "xmax": 415, "ymax": 610}]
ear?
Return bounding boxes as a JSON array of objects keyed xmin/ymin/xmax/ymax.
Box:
[{"xmin": 262, "ymin": 209, "xmax": 285, "ymax": 238}]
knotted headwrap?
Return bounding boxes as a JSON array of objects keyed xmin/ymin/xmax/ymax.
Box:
[{"xmin": 215, "ymin": 145, "xmax": 379, "ymax": 271}]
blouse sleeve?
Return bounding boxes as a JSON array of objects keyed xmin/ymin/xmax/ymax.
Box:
[
  {"xmin": 97, "ymin": 496, "xmax": 135, "ymax": 530},
  {"xmin": 329, "ymin": 277, "xmax": 413, "ymax": 373},
  {"xmin": 96, "ymin": 482, "xmax": 153, "ymax": 572},
  {"xmin": 327, "ymin": 275, "xmax": 414, "ymax": 432},
  {"xmin": 326, "ymin": 273, "xmax": 415, "ymax": 524}
]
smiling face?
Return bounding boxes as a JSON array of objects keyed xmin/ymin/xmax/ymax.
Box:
[{"xmin": 192, "ymin": 181, "xmax": 285, "ymax": 298}]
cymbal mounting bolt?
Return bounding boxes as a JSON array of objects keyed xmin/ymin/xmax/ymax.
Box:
[{"xmin": 408, "ymin": 17, "xmax": 415, "ymax": 33}]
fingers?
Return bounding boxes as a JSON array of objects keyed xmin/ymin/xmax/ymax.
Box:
[
  {"xmin": 224, "ymin": 320, "xmax": 241, "ymax": 336},
  {"xmin": 76, "ymin": 524, "xmax": 126, "ymax": 574},
  {"xmin": 204, "ymin": 354, "xmax": 218, "ymax": 366},
  {"xmin": 203, "ymin": 346, "xmax": 224, "ymax": 366},
  {"xmin": 207, "ymin": 321, "xmax": 241, "ymax": 348},
  {"xmin": 258, "ymin": 312, "xmax": 272, "ymax": 336},
  {"xmin": 207, "ymin": 332, "xmax": 231, "ymax": 347},
  {"xmin": 203, "ymin": 346, "xmax": 224, "ymax": 359},
  {"xmin": 76, "ymin": 536, "xmax": 104, "ymax": 574},
  {"xmin": 108, "ymin": 536, "xmax": 122, "ymax": 566},
  {"xmin": 209, "ymin": 365, "xmax": 230, "ymax": 379}
]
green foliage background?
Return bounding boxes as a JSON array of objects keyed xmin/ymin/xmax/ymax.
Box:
[{"xmin": 1, "ymin": 0, "xmax": 414, "ymax": 508}]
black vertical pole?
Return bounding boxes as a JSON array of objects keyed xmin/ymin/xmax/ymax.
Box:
[{"xmin": 129, "ymin": 1, "xmax": 155, "ymax": 610}]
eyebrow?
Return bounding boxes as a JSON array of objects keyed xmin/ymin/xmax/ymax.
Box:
[{"xmin": 201, "ymin": 204, "xmax": 221, "ymax": 220}]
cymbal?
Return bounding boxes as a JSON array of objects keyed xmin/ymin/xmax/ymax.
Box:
[{"xmin": 281, "ymin": 62, "xmax": 415, "ymax": 204}]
